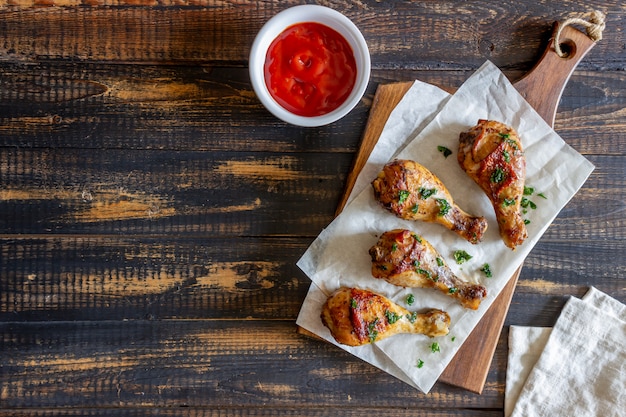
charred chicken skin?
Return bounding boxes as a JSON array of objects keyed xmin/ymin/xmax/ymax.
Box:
[
  {"xmin": 372, "ymin": 159, "xmax": 488, "ymax": 244},
  {"xmin": 369, "ymin": 229, "xmax": 487, "ymax": 310},
  {"xmin": 458, "ymin": 120, "xmax": 527, "ymax": 249},
  {"xmin": 321, "ymin": 287, "xmax": 450, "ymax": 346}
]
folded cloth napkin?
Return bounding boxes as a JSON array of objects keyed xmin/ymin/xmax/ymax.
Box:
[{"xmin": 506, "ymin": 287, "xmax": 626, "ymax": 417}]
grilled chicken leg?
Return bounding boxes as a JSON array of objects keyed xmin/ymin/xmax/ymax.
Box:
[
  {"xmin": 458, "ymin": 120, "xmax": 527, "ymax": 249},
  {"xmin": 372, "ymin": 159, "xmax": 488, "ymax": 244},
  {"xmin": 369, "ymin": 229, "xmax": 487, "ymax": 309},
  {"xmin": 321, "ymin": 287, "xmax": 450, "ymax": 346}
]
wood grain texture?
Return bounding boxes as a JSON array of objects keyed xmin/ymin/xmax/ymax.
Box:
[{"xmin": 0, "ymin": 0, "xmax": 625, "ymax": 415}]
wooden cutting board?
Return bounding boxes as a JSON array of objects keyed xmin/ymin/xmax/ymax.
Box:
[{"xmin": 299, "ymin": 22, "xmax": 596, "ymax": 394}]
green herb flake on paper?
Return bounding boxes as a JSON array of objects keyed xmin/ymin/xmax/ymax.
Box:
[
  {"xmin": 430, "ymin": 342, "xmax": 441, "ymax": 353},
  {"xmin": 417, "ymin": 359, "xmax": 425, "ymax": 368},
  {"xmin": 481, "ymin": 263, "xmax": 493, "ymax": 278},
  {"xmin": 437, "ymin": 146, "xmax": 452, "ymax": 158},
  {"xmin": 453, "ymin": 250, "xmax": 472, "ymax": 264},
  {"xmin": 406, "ymin": 294, "xmax": 415, "ymax": 306}
]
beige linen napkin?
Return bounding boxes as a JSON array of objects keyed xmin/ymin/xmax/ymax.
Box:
[{"xmin": 506, "ymin": 287, "xmax": 626, "ymax": 417}]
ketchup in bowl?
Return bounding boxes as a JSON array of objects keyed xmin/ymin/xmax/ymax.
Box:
[{"xmin": 264, "ymin": 22, "xmax": 357, "ymax": 117}]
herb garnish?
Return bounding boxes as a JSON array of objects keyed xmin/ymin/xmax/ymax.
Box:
[
  {"xmin": 350, "ymin": 298, "xmax": 357, "ymax": 308},
  {"xmin": 502, "ymin": 198, "xmax": 516, "ymax": 207},
  {"xmin": 437, "ymin": 146, "xmax": 452, "ymax": 158},
  {"xmin": 436, "ymin": 198, "xmax": 451, "ymax": 216},
  {"xmin": 436, "ymin": 257, "xmax": 444, "ymax": 267},
  {"xmin": 385, "ymin": 310, "xmax": 402, "ymax": 325},
  {"xmin": 368, "ymin": 318, "xmax": 379, "ymax": 343},
  {"xmin": 411, "ymin": 204, "xmax": 419, "ymax": 214},
  {"xmin": 503, "ymin": 149, "xmax": 511, "ymax": 163},
  {"xmin": 490, "ymin": 167, "xmax": 506, "ymax": 183},
  {"xmin": 398, "ymin": 190, "xmax": 410, "ymax": 204},
  {"xmin": 481, "ymin": 263, "xmax": 493, "ymax": 278},
  {"xmin": 453, "ymin": 250, "xmax": 472, "ymax": 264},
  {"xmin": 417, "ymin": 359, "xmax": 425, "ymax": 368},
  {"xmin": 430, "ymin": 342, "xmax": 441, "ymax": 353},
  {"xmin": 406, "ymin": 294, "xmax": 415, "ymax": 306},
  {"xmin": 406, "ymin": 312, "xmax": 418, "ymax": 323},
  {"xmin": 419, "ymin": 187, "xmax": 437, "ymax": 199},
  {"xmin": 448, "ymin": 287, "xmax": 458, "ymax": 294}
]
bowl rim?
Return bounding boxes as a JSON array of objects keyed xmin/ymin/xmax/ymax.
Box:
[{"xmin": 249, "ymin": 5, "xmax": 371, "ymax": 127}]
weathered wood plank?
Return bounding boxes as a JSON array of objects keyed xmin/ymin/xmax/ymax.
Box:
[
  {"xmin": 0, "ymin": 1, "xmax": 623, "ymax": 70},
  {"xmin": 0, "ymin": 319, "xmax": 504, "ymax": 408},
  {"xmin": 0, "ymin": 236, "xmax": 623, "ymax": 322},
  {"xmin": 0, "ymin": 149, "xmax": 623, "ymax": 237},
  {"xmin": 0, "ymin": 65, "xmax": 624, "ymax": 155},
  {"xmin": 0, "ymin": 149, "xmax": 353, "ymax": 235},
  {"xmin": 0, "ymin": 409, "xmax": 504, "ymax": 417}
]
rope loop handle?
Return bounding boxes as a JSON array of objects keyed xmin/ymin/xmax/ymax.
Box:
[{"xmin": 554, "ymin": 10, "xmax": 606, "ymax": 57}]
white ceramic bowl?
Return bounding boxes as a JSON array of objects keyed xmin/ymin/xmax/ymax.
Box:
[{"xmin": 249, "ymin": 5, "xmax": 371, "ymax": 127}]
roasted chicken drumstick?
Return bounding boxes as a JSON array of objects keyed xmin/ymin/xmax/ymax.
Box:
[
  {"xmin": 458, "ymin": 120, "xmax": 528, "ymax": 249},
  {"xmin": 372, "ymin": 159, "xmax": 488, "ymax": 244},
  {"xmin": 321, "ymin": 287, "xmax": 450, "ymax": 346},
  {"xmin": 369, "ymin": 229, "xmax": 487, "ymax": 310}
]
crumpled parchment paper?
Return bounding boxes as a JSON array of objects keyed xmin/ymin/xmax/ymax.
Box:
[{"xmin": 296, "ymin": 61, "xmax": 595, "ymax": 393}]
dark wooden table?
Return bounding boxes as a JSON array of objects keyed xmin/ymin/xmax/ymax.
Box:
[{"xmin": 1, "ymin": 1, "xmax": 624, "ymax": 416}]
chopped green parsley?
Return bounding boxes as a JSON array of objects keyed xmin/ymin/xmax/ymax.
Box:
[
  {"xmin": 406, "ymin": 312, "xmax": 418, "ymax": 323},
  {"xmin": 437, "ymin": 145, "xmax": 452, "ymax": 158},
  {"xmin": 436, "ymin": 198, "xmax": 451, "ymax": 216},
  {"xmin": 430, "ymin": 342, "xmax": 441, "ymax": 353},
  {"xmin": 368, "ymin": 318, "xmax": 379, "ymax": 343},
  {"xmin": 502, "ymin": 198, "xmax": 516, "ymax": 207},
  {"xmin": 417, "ymin": 359, "xmax": 425, "ymax": 368},
  {"xmin": 406, "ymin": 294, "xmax": 415, "ymax": 306},
  {"xmin": 398, "ymin": 190, "xmax": 410, "ymax": 204},
  {"xmin": 419, "ymin": 187, "xmax": 437, "ymax": 199},
  {"xmin": 490, "ymin": 167, "xmax": 506, "ymax": 183},
  {"xmin": 453, "ymin": 250, "xmax": 472, "ymax": 264},
  {"xmin": 481, "ymin": 263, "xmax": 493, "ymax": 278},
  {"xmin": 385, "ymin": 310, "xmax": 402, "ymax": 325}
]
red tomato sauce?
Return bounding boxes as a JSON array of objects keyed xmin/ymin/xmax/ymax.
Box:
[{"xmin": 264, "ymin": 22, "xmax": 357, "ymax": 117}]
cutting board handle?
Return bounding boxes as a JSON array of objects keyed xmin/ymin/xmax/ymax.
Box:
[{"xmin": 514, "ymin": 22, "xmax": 597, "ymax": 127}]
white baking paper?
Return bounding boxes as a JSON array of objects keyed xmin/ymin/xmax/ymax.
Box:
[{"xmin": 296, "ymin": 61, "xmax": 595, "ymax": 393}]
